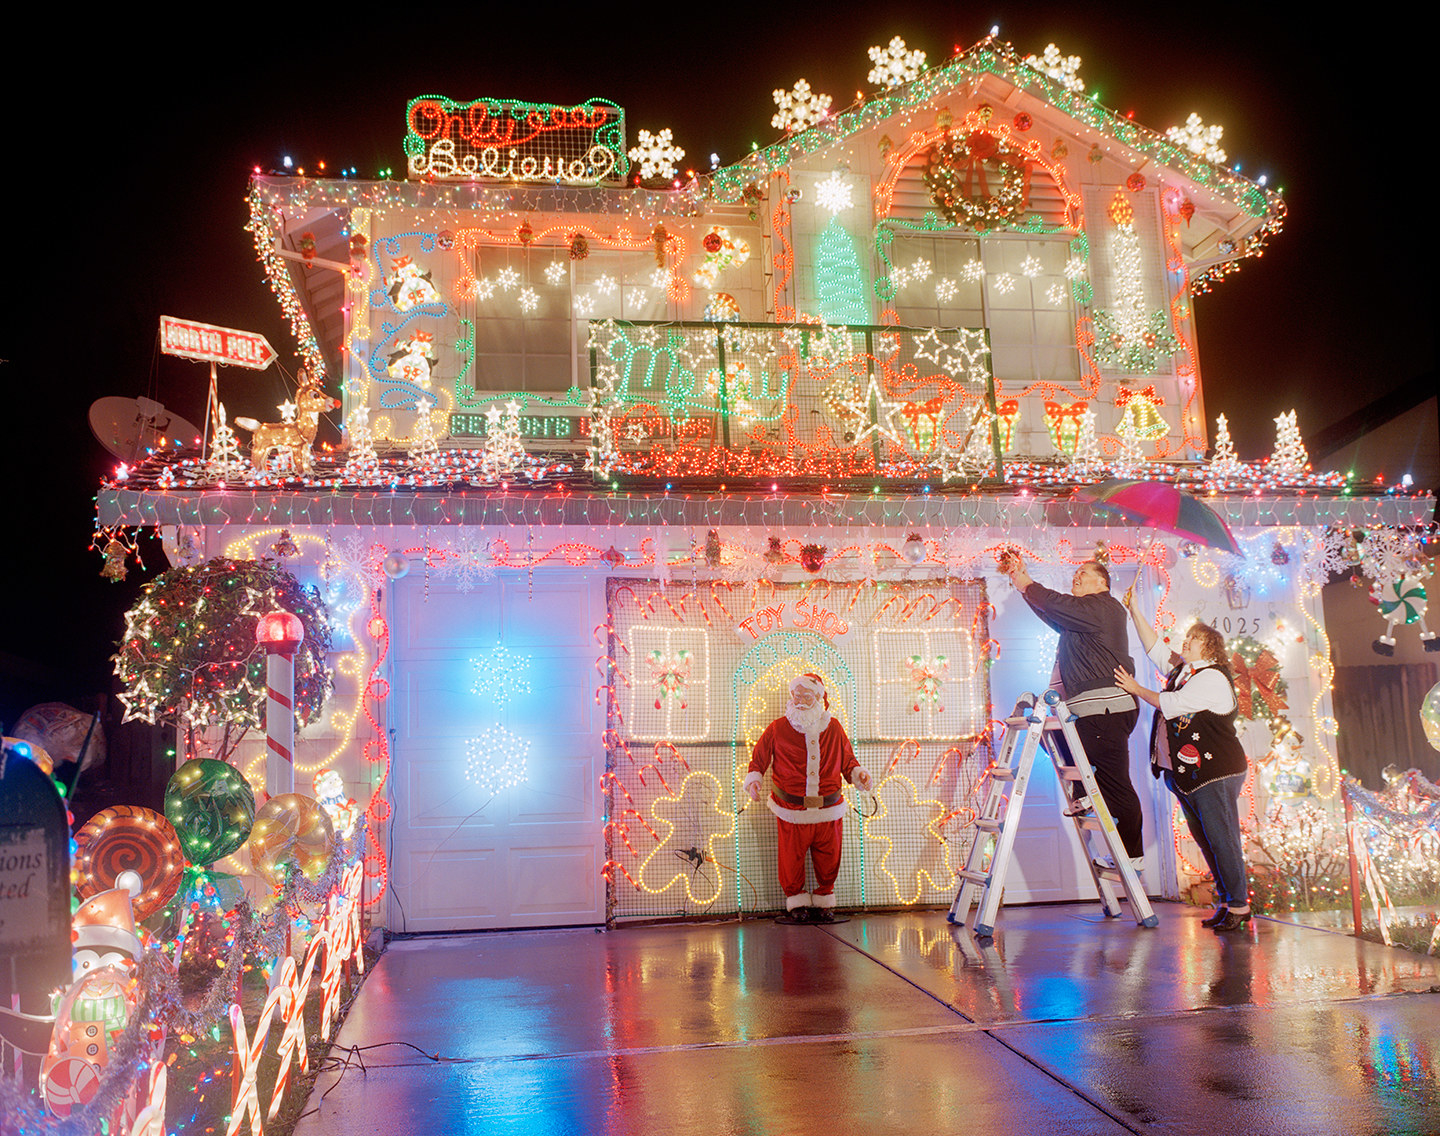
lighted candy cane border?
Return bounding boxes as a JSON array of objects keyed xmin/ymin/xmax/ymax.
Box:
[{"xmin": 227, "ymin": 861, "xmax": 366, "ymax": 1136}]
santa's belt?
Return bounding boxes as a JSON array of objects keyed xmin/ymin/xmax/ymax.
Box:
[{"xmin": 772, "ymin": 788, "xmax": 843, "ymax": 808}]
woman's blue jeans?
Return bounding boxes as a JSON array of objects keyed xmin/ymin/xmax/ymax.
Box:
[{"xmin": 1165, "ymin": 770, "xmax": 1249, "ymax": 908}]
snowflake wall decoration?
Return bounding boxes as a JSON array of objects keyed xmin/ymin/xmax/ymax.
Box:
[
  {"xmin": 518, "ymin": 287, "xmax": 539, "ymax": 313},
  {"xmin": 473, "ymin": 645, "xmax": 532, "ymax": 707},
  {"xmin": 628, "ymin": 127, "xmax": 686, "ymax": 181},
  {"xmin": 867, "ymin": 36, "xmax": 927, "ymax": 88},
  {"xmin": 1024, "ymin": 43, "xmax": 1085, "ymax": 93},
  {"xmin": 543, "ymin": 261, "xmax": 567, "ymax": 285},
  {"xmin": 496, "ymin": 267, "xmax": 519, "ymax": 291},
  {"xmin": 814, "ymin": 172, "xmax": 854, "ymax": 214},
  {"xmin": 772, "ymin": 79, "xmax": 832, "ymax": 133},
  {"xmin": 1165, "ymin": 112, "xmax": 1228, "ymax": 164},
  {"xmin": 465, "ymin": 725, "xmax": 530, "ymax": 794}
]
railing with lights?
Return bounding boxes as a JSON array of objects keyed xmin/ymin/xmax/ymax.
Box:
[{"xmin": 582, "ymin": 318, "xmax": 1000, "ymax": 484}]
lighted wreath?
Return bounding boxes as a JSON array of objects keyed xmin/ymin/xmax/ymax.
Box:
[
  {"xmin": 115, "ymin": 557, "xmax": 333, "ymax": 732},
  {"xmin": 1226, "ymin": 635, "xmax": 1289, "ymax": 727},
  {"xmin": 921, "ymin": 130, "xmax": 1028, "ymax": 230}
]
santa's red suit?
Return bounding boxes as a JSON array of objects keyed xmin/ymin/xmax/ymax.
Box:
[{"xmin": 745, "ymin": 678, "xmax": 870, "ymax": 911}]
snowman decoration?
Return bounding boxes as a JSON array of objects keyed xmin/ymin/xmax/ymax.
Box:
[
  {"xmin": 40, "ymin": 873, "xmax": 162, "ymax": 1126},
  {"xmin": 1371, "ymin": 566, "xmax": 1439, "ymax": 655},
  {"xmin": 386, "ymin": 330, "xmax": 438, "ymax": 392},
  {"xmin": 387, "ymin": 255, "xmax": 441, "ymax": 311}
]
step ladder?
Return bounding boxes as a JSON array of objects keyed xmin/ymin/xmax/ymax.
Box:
[{"xmin": 948, "ymin": 690, "xmax": 1158, "ymax": 936}]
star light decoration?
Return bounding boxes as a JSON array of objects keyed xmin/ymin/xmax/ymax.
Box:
[
  {"xmin": 628, "ymin": 128, "xmax": 686, "ymax": 181},
  {"xmin": 1165, "ymin": 112, "xmax": 1228, "ymax": 164},
  {"xmin": 1024, "ymin": 43, "xmax": 1085, "ymax": 93},
  {"xmin": 814, "ymin": 172, "xmax": 854, "ymax": 214},
  {"xmin": 867, "ymin": 36, "xmax": 927, "ymax": 88},
  {"xmin": 277, "ymin": 399, "xmax": 298, "ymax": 423},
  {"xmin": 772, "ymin": 79, "xmax": 832, "ymax": 133}
]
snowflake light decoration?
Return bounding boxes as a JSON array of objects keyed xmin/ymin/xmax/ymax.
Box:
[
  {"xmin": 1165, "ymin": 112, "xmax": 1227, "ymax": 164},
  {"xmin": 867, "ymin": 36, "xmax": 927, "ymax": 88},
  {"xmin": 1063, "ymin": 256, "xmax": 1087, "ymax": 280},
  {"xmin": 772, "ymin": 79, "xmax": 832, "ymax": 133},
  {"xmin": 814, "ymin": 172, "xmax": 854, "ymax": 214},
  {"xmin": 475, "ymin": 277, "xmax": 496, "ymax": 300},
  {"xmin": 992, "ymin": 273, "xmax": 1015, "ymax": 294},
  {"xmin": 1020, "ymin": 256, "xmax": 1042, "ymax": 277},
  {"xmin": 628, "ymin": 127, "xmax": 685, "ymax": 181},
  {"xmin": 465, "ymin": 725, "xmax": 530, "ymax": 794},
  {"xmin": 961, "ymin": 259, "xmax": 985, "ymax": 283},
  {"xmin": 595, "ymin": 274, "xmax": 618, "ymax": 296},
  {"xmin": 575, "ymin": 293, "xmax": 596, "ymax": 316},
  {"xmin": 518, "ymin": 287, "xmax": 539, "ymax": 313},
  {"xmin": 1024, "ymin": 43, "xmax": 1085, "ymax": 93},
  {"xmin": 1045, "ymin": 283, "xmax": 1067, "ymax": 305},
  {"xmin": 496, "ymin": 267, "xmax": 520, "ymax": 291},
  {"xmin": 935, "ymin": 278, "xmax": 958, "ymax": 303},
  {"xmin": 473, "ymin": 645, "xmax": 531, "ymax": 706},
  {"xmin": 543, "ymin": 261, "xmax": 566, "ymax": 285}
]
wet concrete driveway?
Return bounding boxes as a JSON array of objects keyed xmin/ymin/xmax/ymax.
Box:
[{"xmin": 296, "ymin": 903, "xmax": 1440, "ymax": 1135}]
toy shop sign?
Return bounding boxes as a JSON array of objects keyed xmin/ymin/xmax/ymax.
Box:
[
  {"xmin": 736, "ymin": 595, "xmax": 853, "ymax": 643},
  {"xmin": 405, "ymin": 96, "xmax": 627, "ymax": 184}
]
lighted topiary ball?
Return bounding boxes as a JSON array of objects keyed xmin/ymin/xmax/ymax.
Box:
[
  {"xmin": 114, "ymin": 556, "xmax": 333, "ymax": 731},
  {"xmin": 165, "ymin": 759, "xmax": 256, "ymax": 866}
]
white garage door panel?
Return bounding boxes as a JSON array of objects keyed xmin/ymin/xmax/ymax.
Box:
[
  {"xmin": 504, "ymin": 581, "xmax": 594, "ymax": 644},
  {"xmin": 398, "ymin": 850, "xmax": 498, "ymax": 920},
  {"xmin": 388, "ymin": 575, "xmax": 606, "ymax": 931},
  {"xmin": 397, "ymin": 584, "xmax": 501, "ymax": 648},
  {"xmin": 509, "ymin": 756, "xmax": 593, "ymax": 824},
  {"xmin": 510, "ymin": 847, "xmax": 603, "ymax": 914}
]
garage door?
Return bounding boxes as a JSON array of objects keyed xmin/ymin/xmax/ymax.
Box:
[{"xmin": 386, "ymin": 573, "xmax": 606, "ymax": 930}]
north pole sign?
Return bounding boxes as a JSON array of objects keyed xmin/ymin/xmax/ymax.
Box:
[{"xmin": 160, "ymin": 316, "xmax": 277, "ymax": 370}]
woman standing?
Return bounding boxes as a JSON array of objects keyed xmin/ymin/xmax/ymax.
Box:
[{"xmin": 1113, "ymin": 588, "xmax": 1253, "ymax": 932}]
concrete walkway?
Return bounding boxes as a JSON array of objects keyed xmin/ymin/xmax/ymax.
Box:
[{"xmin": 296, "ymin": 903, "xmax": 1440, "ymax": 1135}]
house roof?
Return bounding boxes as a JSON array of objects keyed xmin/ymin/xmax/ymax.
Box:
[{"xmin": 709, "ymin": 35, "xmax": 1284, "ymax": 291}]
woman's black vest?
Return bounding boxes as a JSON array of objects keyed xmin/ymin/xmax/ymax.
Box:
[{"xmin": 1148, "ymin": 661, "xmax": 1248, "ymax": 793}]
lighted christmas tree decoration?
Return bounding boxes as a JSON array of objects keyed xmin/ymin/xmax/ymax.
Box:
[
  {"xmin": 815, "ymin": 219, "xmax": 869, "ymax": 326},
  {"xmin": 1210, "ymin": 412, "xmax": 1242, "ymax": 477},
  {"xmin": 1094, "ymin": 193, "xmax": 1180, "ymax": 372},
  {"xmin": 771, "ymin": 79, "xmax": 832, "ymax": 133},
  {"xmin": 1270, "ymin": 409, "xmax": 1309, "ymax": 478},
  {"xmin": 206, "ymin": 403, "xmax": 249, "ymax": 481},
  {"xmin": 1023, "ymin": 43, "xmax": 1085, "ymax": 92},
  {"xmin": 1165, "ymin": 112, "xmax": 1228, "ymax": 164},
  {"xmin": 408, "ymin": 396, "xmax": 439, "ymax": 465},
  {"xmin": 867, "ymin": 36, "xmax": 927, "ymax": 88},
  {"xmin": 628, "ymin": 128, "xmax": 685, "ymax": 181},
  {"xmin": 481, "ymin": 401, "xmax": 528, "ymax": 480},
  {"xmin": 465, "ymin": 725, "xmax": 531, "ymax": 794}
]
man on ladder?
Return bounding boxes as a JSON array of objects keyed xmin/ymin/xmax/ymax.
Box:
[{"xmin": 1000, "ymin": 549, "xmax": 1144, "ymax": 873}]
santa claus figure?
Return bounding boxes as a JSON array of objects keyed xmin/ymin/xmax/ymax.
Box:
[{"xmin": 744, "ymin": 673, "xmax": 872, "ymax": 922}]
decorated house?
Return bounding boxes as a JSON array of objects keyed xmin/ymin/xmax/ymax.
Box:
[{"xmin": 96, "ymin": 36, "xmax": 1434, "ymax": 933}]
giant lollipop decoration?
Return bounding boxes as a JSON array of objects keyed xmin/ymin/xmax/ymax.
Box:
[
  {"xmin": 165, "ymin": 759, "xmax": 255, "ymax": 865},
  {"xmin": 74, "ymin": 805, "xmax": 184, "ymax": 919},
  {"xmin": 247, "ymin": 794, "xmax": 335, "ymax": 888}
]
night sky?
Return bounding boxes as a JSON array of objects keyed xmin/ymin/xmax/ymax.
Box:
[{"xmin": 2, "ymin": 6, "xmax": 1428, "ymax": 720}]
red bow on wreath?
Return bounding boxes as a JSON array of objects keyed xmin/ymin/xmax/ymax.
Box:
[{"xmin": 1230, "ymin": 648, "xmax": 1287, "ymax": 719}]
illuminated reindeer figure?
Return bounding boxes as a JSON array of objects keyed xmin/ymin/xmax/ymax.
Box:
[{"xmin": 235, "ymin": 370, "xmax": 339, "ymax": 473}]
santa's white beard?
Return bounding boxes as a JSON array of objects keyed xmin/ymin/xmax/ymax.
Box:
[{"xmin": 785, "ymin": 699, "xmax": 831, "ymax": 737}]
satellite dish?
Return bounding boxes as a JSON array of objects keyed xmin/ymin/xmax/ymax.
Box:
[{"xmin": 89, "ymin": 396, "xmax": 203, "ymax": 462}]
